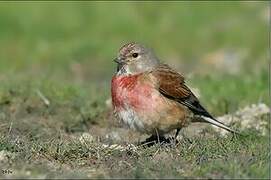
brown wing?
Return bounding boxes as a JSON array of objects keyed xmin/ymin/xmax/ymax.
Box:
[{"xmin": 151, "ymin": 64, "xmax": 214, "ymax": 119}]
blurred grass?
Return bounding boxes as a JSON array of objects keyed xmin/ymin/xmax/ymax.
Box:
[
  {"xmin": 190, "ymin": 70, "xmax": 268, "ymax": 115},
  {"xmin": 0, "ymin": 2, "xmax": 268, "ymax": 80},
  {"xmin": 0, "ymin": 2, "xmax": 269, "ymax": 179}
]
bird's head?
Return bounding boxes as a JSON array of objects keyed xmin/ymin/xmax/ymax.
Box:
[{"xmin": 114, "ymin": 42, "xmax": 159, "ymax": 75}]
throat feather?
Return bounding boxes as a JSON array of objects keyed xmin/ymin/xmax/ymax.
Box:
[{"xmin": 111, "ymin": 74, "xmax": 142, "ymax": 108}]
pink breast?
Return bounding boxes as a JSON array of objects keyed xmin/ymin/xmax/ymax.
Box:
[{"xmin": 111, "ymin": 74, "xmax": 155, "ymax": 110}]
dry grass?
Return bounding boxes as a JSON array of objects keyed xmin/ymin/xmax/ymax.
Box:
[{"xmin": 0, "ymin": 2, "xmax": 269, "ymax": 179}]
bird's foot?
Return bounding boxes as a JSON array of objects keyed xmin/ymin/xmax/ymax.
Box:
[{"xmin": 139, "ymin": 134, "xmax": 171, "ymax": 147}]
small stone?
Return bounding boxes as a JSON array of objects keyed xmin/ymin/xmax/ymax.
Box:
[
  {"xmin": 105, "ymin": 98, "xmax": 112, "ymax": 108},
  {"xmin": 79, "ymin": 133, "xmax": 95, "ymax": 143},
  {"xmin": 105, "ymin": 131, "xmax": 121, "ymax": 142},
  {"xmin": 26, "ymin": 171, "xmax": 31, "ymax": 176},
  {"xmin": 0, "ymin": 150, "xmax": 13, "ymax": 163},
  {"xmin": 212, "ymin": 103, "xmax": 270, "ymax": 136}
]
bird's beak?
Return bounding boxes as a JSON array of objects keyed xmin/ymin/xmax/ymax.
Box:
[
  {"xmin": 114, "ymin": 57, "xmax": 125, "ymax": 72},
  {"xmin": 114, "ymin": 57, "xmax": 125, "ymax": 64}
]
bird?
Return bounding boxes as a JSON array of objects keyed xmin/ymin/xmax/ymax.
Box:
[{"xmin": 111, "ymin": 42, "xmax": 238, "ymax": 144}]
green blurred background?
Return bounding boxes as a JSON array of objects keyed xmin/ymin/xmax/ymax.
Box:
[
  {"xmin": 0, "ymin": 2, "xmax": 268, "ymax": 114},
  {"xmin": 0, "ymin": 2, "xmax": 268, "ymax": 79}
]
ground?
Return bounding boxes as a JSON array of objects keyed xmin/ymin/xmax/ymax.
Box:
[{"xmin": 0, "ymin": 2, "xmax": 269, "ymax": 179}]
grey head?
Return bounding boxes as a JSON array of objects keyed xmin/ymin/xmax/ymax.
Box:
[{"xmin": 114, "ymin": 42, "xmax": 160, "ymax": 75}]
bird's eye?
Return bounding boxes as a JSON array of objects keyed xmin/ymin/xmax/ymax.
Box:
[{"xmin": 132, "ymin": 53, "xmax": 138, "ymax": 58}]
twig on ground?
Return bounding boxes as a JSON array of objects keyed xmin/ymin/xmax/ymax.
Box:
[{"xmin": 35, "ymin": 89, "xmax": 50, "ymax": 106}]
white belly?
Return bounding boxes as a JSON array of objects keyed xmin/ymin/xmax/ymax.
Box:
[{"xmin": 115, "ymin": 106, "xmax": 146, "ymax": 133}]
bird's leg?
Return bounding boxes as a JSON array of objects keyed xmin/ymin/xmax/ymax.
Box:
[
  {"xmin": 174, "ymin": 128, "xmax": 181, "ymax": 144},
  {"xmin": 175, "ymin": 128, "xmax": 181, "ymax": 139},
  {"xmin": 154, "ymin": 129, "xmax": 171, "ymax": 144},
  {"xmin": 155, "ymin": 129, "xmax": 160, "ymax": 144}
]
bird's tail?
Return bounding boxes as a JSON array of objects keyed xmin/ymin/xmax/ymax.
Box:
[{"xmin": 201, "ymin": 116, "xmax": 239, "ymax": 134}]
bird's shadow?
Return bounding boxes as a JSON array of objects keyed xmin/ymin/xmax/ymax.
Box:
[{"xmin": 136, "ymin": 132, "xmax": 195, "ymax": 148}]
